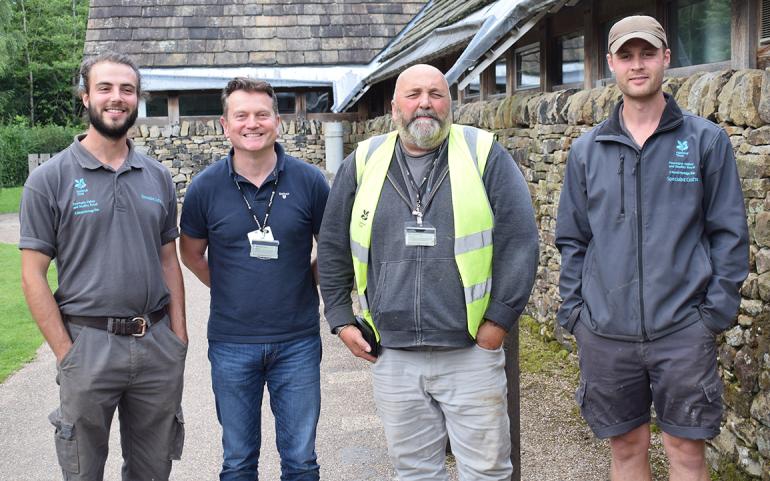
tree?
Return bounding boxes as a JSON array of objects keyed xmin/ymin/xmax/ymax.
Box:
[{"xmin": 0, "ymin": 0, "xmax": 89, "ymax": 126}]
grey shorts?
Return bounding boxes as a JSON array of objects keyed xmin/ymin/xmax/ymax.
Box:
[{"xmin": 573, "ymin": 320, "xmax": 723, "ymax": 440}]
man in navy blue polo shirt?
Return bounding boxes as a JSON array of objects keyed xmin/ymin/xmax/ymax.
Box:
[{"xmin": 179, "ymin": 78, "xmax": 329, "ymax": 481}]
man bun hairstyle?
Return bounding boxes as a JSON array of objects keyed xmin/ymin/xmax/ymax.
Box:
[{"xmin": 79, "ymin": 52, "xmax": 141, "ymax": 96}]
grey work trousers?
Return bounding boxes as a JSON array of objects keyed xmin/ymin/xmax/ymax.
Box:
[
  {"xmin": 49, "ymin": 316, "xmax": 187, "ymax": 481},
  {"xmin": 372, "ymin": 345, "xmax": 512, "ymax": 481}
]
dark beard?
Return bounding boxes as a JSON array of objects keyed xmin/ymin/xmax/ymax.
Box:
[{"xmin": 88, "ymin": 104, "xmax": 138, "ymax": 140}]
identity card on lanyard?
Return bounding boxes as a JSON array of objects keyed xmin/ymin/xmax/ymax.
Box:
[
  {"xmin": 233, "ymin": 171, "xmax": 281, "ymax": 260},
  {"xmin": 248, "ymin": 226, "xmax": 279, "ymax": 259}
]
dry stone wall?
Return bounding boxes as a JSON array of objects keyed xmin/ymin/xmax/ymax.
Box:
[
  {"xmin": 129, "ymin": 69, "xmax": 770, "ymax": 479},
  {"xmin": 343, "ymin": 70, "xmax": 770, "ymax": 480}
]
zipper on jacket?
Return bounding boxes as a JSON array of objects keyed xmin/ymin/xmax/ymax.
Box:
[
  {"xmin": 635, "ymin": 151, "xmax": 648, "ymax": 340},
  {"xmin": 415, "ymin": 241, "xmax": 423, "ymax": 344},
  {"xmin": 618, "ymin": 154, "xmax": 625, "ymax": 218}
]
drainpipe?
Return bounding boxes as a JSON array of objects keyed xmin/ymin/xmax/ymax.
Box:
[{"xmin": 324, "ymin": 121, "xmax": 345, "ymax": 175}]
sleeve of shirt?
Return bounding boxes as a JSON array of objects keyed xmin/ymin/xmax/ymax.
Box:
[
  {"xmin": 19, "ymin": 175, "xmax": 58, "ymax": 258},
  {"xmin": 482, "ymin": 142, "xmax": 540, "ymax": 331},
  {"xmin": 699, "ymin": 128, "xmax": 750, "ymax": 333},
  {"xmin": 161, "ymin": 168, "xmax": 180, "ymax": 245},
  {"xmin": 317, "ymin": 152, "xmax": 358, "ymax": 333},
  {"xmin": 554, "ymin": 145, "xmax": 592, "ymax": 333},
  {"xmin": 311, "ymin": 167, "xmax": 331, "ymax": 236},
  {"xmin": 179, "ymin": 175, "xmax": 208, "ymax": 240}
]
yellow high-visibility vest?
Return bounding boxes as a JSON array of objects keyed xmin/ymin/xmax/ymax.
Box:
[{"xmin": 349, "ymin": 124, "xmax": 495, "ymax": 340}]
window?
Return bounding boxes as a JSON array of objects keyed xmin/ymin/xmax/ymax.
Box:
[
  {"xmin": 556, "ymin": 32, "xmax": 584, "ymax": 85},
  {"xmin": 306, "ymin": 90, "xmax": 331, "ymax": 113},
  {"xmin": 179, "ymin": 92, "xmax": 221, "ymax": 116},
  {"xmin": 667, "ymin": 0, "xmax": 731, "ymax": 67},
  {"xmin": 515, "ymin": 44, "xmax": 540, "ymax": 90},
  {"xmin": 276, "ymin": 92, "xmax": 296, "ymax": 115},
  {"xmin": 493, "ymin": 58, "xmax": 507, "ymax": 95},
  {"xmin": 146, "ymin": 94, "xmax": 168, "ymax": 117}
]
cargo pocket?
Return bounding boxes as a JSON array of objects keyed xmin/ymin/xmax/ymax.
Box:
[
  {"xmin": 169, "ymin": 409, "xmax": 185, "ymax": 460},
  {"xmin": 703, "ymin": 379, "xmax": 723, "ymax": 404},
  {"xmin": 48, "ymin": 408, "xmax": 79, "ymax": 474}
]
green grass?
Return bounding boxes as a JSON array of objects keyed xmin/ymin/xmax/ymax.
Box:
[
  {"xmin": 0, "ymin": 186, "xmax": 23, "ymax": 214},
  {"xmin": 0, "ymin": 243, "xmax": 55, "ymax": 382}
]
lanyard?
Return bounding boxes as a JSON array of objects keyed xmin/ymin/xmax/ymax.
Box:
[
  {"xmin": 395, "ymin": 140, "xmax": 447, "ymax": 225},
  {"xmin": 232, "ymin": 171, "xmax": 279, "ymax": 232}
]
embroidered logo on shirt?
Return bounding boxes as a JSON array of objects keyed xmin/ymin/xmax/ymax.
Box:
[
  {"xmin": 667, "ymin": 140, "xmax": 698, "ymax": 183},
  {"xmin": 72, "ymin": 200, "xmax": 100, "ymax": 215},
  {"xmin": 279, "ymin": 192, "xmax": 290, "ymax": 199},
  {"xmin": 675, "ymin": 140, "xmax": 689, "ymax": 158},
  {"xmin": 141, "ymin": 194, "xmax": 163, "ymax": 205},
  {"xmin": 74, "ymin": 178, "xmax": 88, "ymax": 196}
]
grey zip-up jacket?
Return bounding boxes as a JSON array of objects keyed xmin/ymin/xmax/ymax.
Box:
[
  {"xmin": 556, "ymin": 94, "xmax": 749, "ymax": 340},
  {"xmin": 318, "ymin": 134, "xmax": 539, "ymax": 348}
]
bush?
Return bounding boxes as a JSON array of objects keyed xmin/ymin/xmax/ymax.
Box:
[{"xmin": 0, "ymin": 121, "xmax": 84, "ymax": 187}]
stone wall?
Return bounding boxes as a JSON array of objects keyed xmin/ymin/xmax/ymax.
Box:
[
  {"xmin": 129, "ymin": 69, "xmax": 770, "ymax": 479},
  {"xmin": 342, "ymin": 70, "xmax": 770, "ymax": 479},
  {"xmin": 129, "ymin": 118, "xmax": 326, "ymax": 201}
]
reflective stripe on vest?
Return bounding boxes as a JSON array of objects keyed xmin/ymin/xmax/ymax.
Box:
[{"xmin": 349, "ymin": 124, "xmax": 495, "ymax": 340}]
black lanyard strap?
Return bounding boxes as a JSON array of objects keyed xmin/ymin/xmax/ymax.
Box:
[
  {"xmin": 395, "ymin": 140, "xmax": 448, "ymax": 223},
  {"xmin": 232, "ymin": 171, "xmax": 280, "ymax": 232}
]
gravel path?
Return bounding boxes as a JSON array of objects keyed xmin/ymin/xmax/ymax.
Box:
[{"xmin": 0, "ymin": 212, "xmax": 632, "ymax": 481}]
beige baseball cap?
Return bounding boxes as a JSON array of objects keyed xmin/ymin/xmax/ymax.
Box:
[{"xmin": 608, "ymin": 15, "xmax": 667, "ymax": 54}]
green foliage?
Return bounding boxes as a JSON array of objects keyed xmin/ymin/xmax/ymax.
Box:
[
  {"xmin": 712, "ymin": 459, "xmax": 755, "ymax": 481},
  {"xmin": 0, "ymin": 122, "xmax": 83, "ymax": 187},
  {"xmin": 0, "ymin": 0, "xmax": 89, "ymax": 126},
  {"xmin": 519, "ymin": 315, "xmax": 579, "ymax": 380},
  {"xmin": 0, "ymin": 243, "xmax": 55, "ymax": 383}
]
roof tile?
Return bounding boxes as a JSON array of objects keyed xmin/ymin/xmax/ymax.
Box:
[{"xmin": 85, "ymin": 0, "xmax": 428, "ymax": 67}]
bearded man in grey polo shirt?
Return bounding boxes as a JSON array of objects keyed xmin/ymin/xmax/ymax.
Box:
[{"xmin": 20, "ymin": 52, "xmax": 187, "ymax": 481}]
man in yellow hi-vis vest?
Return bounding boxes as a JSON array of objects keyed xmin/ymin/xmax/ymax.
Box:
[{"xmin": 318, "ymin": 64, "xmax": 539, "ymax": 480}]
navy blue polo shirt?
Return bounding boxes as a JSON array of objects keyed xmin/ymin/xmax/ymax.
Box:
[{"xmin": 180, "ymin": 143, "xmax": 329, "ymax": 343}]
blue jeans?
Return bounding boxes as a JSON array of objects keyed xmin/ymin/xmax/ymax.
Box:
[{"xmin": 208, "ymin": 335, "xmax": 321, "ymax": 481}]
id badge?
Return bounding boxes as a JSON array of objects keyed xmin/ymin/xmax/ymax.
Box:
[
  {"xmin": 247, "ymin": 227, "xmax": 279, "ymax": 259},
  {"xmin": 404, "ymin": 221, "xmax": 436, "ymax": 247}
]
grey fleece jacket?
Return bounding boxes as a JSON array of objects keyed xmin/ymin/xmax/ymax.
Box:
[
  {"xmin": 556, "ymin": 94, "xmax": 749, "ymax": 341},
  {"xmin": 318, "ymin": 132, "xmax": 539, "ymax": 348}
]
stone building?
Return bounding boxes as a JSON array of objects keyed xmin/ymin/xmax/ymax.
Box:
[{"xmin": 84, "ymin": 0, "xmax": 427, "ymax": 123}]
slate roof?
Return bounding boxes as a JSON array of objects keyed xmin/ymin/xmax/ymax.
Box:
[
  {"xmin": 84, "ymin": 0, "xmax": 428, "ymax": 68},
  {"xmin": 379, "ymin": 0, "xmax": 496, "ymax": 62}
]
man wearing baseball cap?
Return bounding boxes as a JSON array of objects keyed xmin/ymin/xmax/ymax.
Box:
[{"xmin": 556, "ymin": 15, "xmax": 748, "ymax": 481}]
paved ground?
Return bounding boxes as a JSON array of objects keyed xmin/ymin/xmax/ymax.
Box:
[{"xmin": 0, "ymin": 212, "xmax": 616, "ymax": 481}]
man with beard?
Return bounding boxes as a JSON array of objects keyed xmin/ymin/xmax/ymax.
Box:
[
  {"xmin": 556, "ymin": 16, "xmax": 748, "ymax": 480},
  {"xmin": 20, "ymin": 52, "xmax": 187, "ymax": 481},
  {"xmin": 318, "ymin": 64, "xmax": 539, "ymax": 480}
]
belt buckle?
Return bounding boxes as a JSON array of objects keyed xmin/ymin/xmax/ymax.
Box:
[{"xmin": 131, "ymin": 317, "xmax": 147, "ymax": 337}]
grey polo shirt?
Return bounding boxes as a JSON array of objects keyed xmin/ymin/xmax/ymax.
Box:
[{"xmin": 19, "ymin": 135, "xmax": 179, "ymax": 317}]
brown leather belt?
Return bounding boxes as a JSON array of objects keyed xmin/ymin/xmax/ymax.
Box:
[{"xmin": 63, "ymin": 306, "xmax": 167, "ymax": 337}]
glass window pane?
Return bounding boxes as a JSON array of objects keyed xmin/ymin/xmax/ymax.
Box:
[
  {"xmin": 668, "ymin": 0, "xmax": 730, "ymax": 67},
  {"xmin": 493, "ymin": 59, "xmax": 507, "ymax": 94},
  {"xmin": 558, "ymin": 33, "xmax": 584, "ymax": 85},
  {"xmin": 146, "ymin": 94, "xmax": 168, "ymax": 117},
  {"xmin": 276, "ymin": 92, "xmax": 296, "ymax": 114},
  {"xmin": 179, "ymin": 92, "xmax": 221, "ymax": 116},
  {"xmin": 516, "ymin": 48, "xmax": 540, "ymax": 89},
  {"xmin": 306, "ymin": 90, "xmax": 331, "ymax": 113}
]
